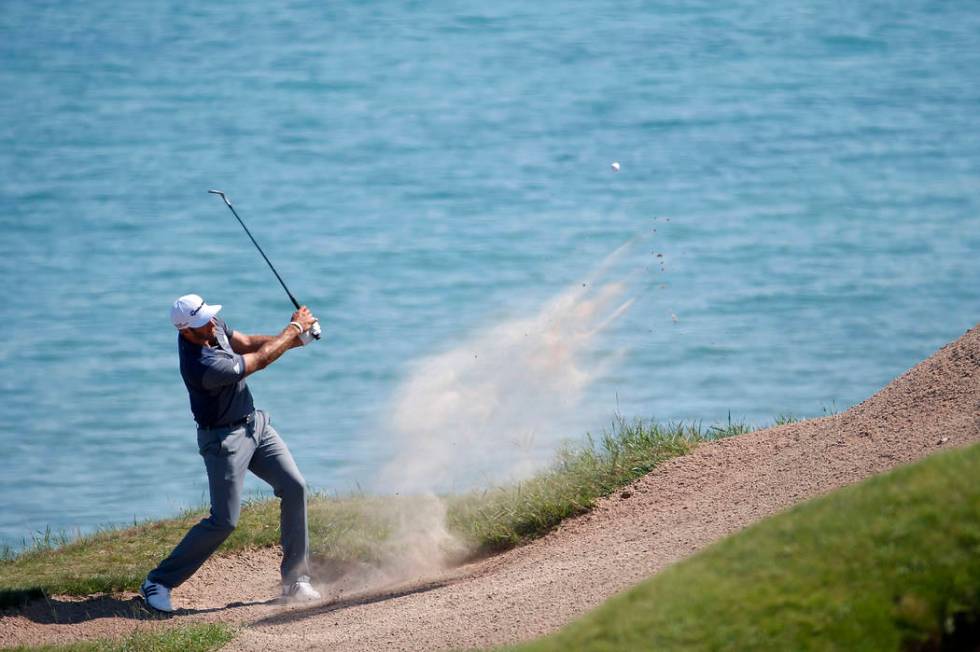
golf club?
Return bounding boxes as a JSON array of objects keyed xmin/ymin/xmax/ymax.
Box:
[{"xmin": 208, "ymin": 189, "xmax": 321, "ymax": 340}]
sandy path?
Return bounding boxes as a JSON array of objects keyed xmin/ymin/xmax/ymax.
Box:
[{"xmin": 2, "ymin": 324, "xmax": 978, "ymax": 650}]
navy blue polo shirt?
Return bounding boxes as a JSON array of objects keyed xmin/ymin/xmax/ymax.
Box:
[{"xmin": 178, "ymin": 319, "xmax": 254, "ymax": 428}]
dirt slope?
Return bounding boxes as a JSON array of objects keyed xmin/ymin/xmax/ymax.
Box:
[{"xmin": 2, "ymin": 324, "xmax": 978, "ymax": 650}]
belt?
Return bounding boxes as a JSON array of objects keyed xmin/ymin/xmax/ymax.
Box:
[{"xmin": 199, "ymin": 411, "xmax": 255, "ymax": 431}]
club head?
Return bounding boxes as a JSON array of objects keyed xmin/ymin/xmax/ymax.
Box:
[{"xmin": 208, "ymin": 189, "xmax": 232, "ymax": 206}]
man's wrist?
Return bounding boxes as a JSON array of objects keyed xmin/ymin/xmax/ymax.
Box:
[{"xmin": 288, "ymin": 321, "xmax": 303, "ymax": 334}]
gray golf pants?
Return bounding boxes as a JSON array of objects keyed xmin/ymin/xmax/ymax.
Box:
[{"xmin": 148, "ymin": 410, "xmax": 311, "ymax": 588}]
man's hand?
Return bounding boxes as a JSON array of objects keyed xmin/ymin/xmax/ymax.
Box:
[
  {"xmin": 291, "ymin": 306, "xmax": 317, "ymax": 333},
  {"xmin": 292, "ymin": 307, "xmax": 320, "ymax": 346}
]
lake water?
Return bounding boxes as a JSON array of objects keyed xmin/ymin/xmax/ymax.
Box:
[{"xmin": 1, "ymin": 1, "xmax": 978, "ymax": 549}]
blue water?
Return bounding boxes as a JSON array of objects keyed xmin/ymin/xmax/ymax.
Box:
[{"xmin": 1, "ymin": 1, "xmax": 978, "ymax": 549}]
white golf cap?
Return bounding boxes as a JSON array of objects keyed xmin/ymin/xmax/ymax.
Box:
[{"xmin": 171, "ymin": 294, "xmax": 222, "ymax": 330}]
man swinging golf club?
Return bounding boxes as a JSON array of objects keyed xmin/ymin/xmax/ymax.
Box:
[{"xmin": 140, "ymin": 294, "xmax": 321, "ymax": 612}]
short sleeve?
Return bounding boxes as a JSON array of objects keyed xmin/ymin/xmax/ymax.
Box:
[{"xmin": 201, "ymin": 350, "xmax": 246, "ymax": 390}]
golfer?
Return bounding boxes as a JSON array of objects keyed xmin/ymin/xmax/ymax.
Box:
[{"xmin": 140, "ymin": 294, "xmax": 321, "ymax": 612}]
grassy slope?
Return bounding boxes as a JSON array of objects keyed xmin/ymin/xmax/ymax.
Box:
[
  {"xmin": 0, "ymin": 419, "xmax": 747, "ymax": 606},
  {"xmin": 508, "ymin": 442, "xmax": 980, "ymax": 652}
]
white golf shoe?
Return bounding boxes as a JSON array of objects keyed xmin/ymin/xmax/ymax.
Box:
[
  {"xmin": 282, "ymin": 579, "xmax": 321, "ymax": 603},
  {"xmin": 140, "ymin": 578, "xmax": 174, "ymax": 613}
]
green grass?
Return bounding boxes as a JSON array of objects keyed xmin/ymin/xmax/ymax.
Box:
[
  {"xmin": 505, "ymin": 441, "xmax": 980, "ymax": 652},
  {"xmin": 0, "ymin": 623, "xmax": 234, "ymax": 652},
  {"xmin": 0, "ymin": 417, "xmax": 752, "ymax": 606}
]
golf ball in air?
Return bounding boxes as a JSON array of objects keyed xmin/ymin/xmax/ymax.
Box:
[{"xmin": 611, "ymin": 161, "xmax": 621, "ymax": 172}]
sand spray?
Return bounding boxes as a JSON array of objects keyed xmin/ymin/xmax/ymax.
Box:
[{"xmin": 317, "ymin": 239, "xmax": 649, "ymax": 595}]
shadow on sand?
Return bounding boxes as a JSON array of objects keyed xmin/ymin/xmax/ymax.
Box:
[
  {"xmin": 11, "ymin": 593, "xmax": 279, "ymax": 625},
  {"xmin": 250, "ymin": 578, "xmax": 457, "ymax": 628}
]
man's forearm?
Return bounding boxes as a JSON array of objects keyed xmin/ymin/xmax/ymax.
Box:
[
  {"xmin": 237, "ymin": 334, "xmax": 302, "ymax": 354},
  {"xmin": 242, "ymin": 327, "xmax": 301, "ymax": 375}
]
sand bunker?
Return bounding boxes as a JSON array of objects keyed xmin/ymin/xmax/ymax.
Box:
[{"xmin": 2, "ymin": 324, "xmax": 977, "ymax": 650}]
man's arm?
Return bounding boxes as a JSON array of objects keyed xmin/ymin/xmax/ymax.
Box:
[{"xmin": 239, "ymin": 307, "xmax": 316, "ymax": 378}]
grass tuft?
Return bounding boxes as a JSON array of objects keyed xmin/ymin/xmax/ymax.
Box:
[{"xmin": 447, "ymin": 418, "xmax": 722, "ymax": 552}]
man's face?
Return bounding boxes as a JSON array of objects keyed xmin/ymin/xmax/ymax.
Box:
[{"xmin": 184, "ymin": 318, "xmax": 217, "ymax": 342}]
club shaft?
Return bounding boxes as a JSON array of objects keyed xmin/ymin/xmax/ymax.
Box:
[{"xmin": 223, "ymin": 201, "xmax": 301, "ymax": 310}]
